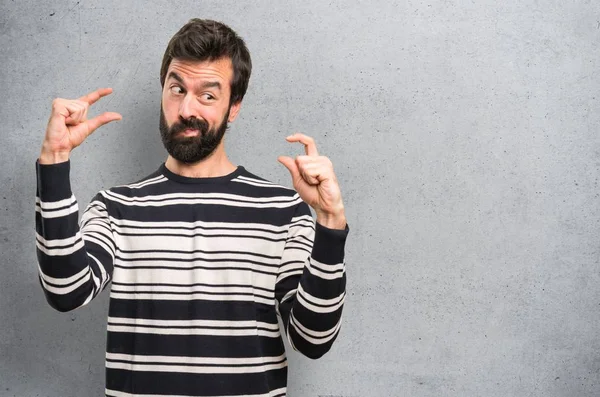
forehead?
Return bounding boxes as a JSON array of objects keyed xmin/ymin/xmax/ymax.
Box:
[{"xmin": 167, "ymin": 58, "xmax": 234, "ymax": 88}]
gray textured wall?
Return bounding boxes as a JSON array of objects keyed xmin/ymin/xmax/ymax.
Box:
[{"xmin": 1, "ymin": 0, "xmax": 599, "ymax": 396}]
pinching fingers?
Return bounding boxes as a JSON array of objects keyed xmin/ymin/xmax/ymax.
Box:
[
  {"xmin": 286, "ymin": 133, "xmax": 319, "ymax": 156},
  {"xmin": 85, "ymin": 112, "xmax": 123, "ymax": 135},
  {"xmin": 295, "ymin": 155, "xmax": 332, "ymax": 185},
  {"xmin": 79, "ymin": 87, "xmax": 114, "ymax": 106},
  {"xmin": 64, "ymin": 100, "xmax": 89, "ymax": 125}
]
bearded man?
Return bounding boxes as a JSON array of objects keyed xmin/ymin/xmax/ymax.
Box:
[{"xmin": 35, "ymin": 18, "xmax": 348, "ymax": 397}]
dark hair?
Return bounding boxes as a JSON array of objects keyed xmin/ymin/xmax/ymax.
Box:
[{"xmin": 160, "ymin": 19, "xmax": 252, "ymax": 105}]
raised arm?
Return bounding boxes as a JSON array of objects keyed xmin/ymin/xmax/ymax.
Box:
[
  {"xmin": 35, "ymin": 88, "xmax": 122, "ymax": 311},
  {"xmin": 276, "ymin": 133, "xmax": 349, "ymax": 358}
]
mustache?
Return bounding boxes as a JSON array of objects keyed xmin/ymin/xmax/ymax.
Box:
[{"xmin": 169, "ymin": 117, "xmax": 209, "ymax": 136}]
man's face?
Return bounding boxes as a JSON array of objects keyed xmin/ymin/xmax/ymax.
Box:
[{"xmin": 160, "ymin": 58, "xmax": 241, "ymax": 164}]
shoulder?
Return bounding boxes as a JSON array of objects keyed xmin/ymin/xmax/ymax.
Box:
[
  {"xmin": 232, "ymin": 168, "xmax": 311, "ymax": 216},
  {"xmin": 99, "ymin": 167, "xmax": 169, "ymax": 201}
]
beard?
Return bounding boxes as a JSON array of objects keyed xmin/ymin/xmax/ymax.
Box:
[{"xmin": 159, "ymin": 107, "xmax": 229, "ymax": 164}]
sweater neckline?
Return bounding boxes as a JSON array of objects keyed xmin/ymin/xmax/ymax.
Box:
[{"xmin": 159, "ymin": 163, "xmax": 245, "ymax": 184}]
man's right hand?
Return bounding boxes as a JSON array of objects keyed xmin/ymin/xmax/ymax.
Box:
[{"xmin": 39, "ymin": 88, "xmax": 122, "ymax": 164}]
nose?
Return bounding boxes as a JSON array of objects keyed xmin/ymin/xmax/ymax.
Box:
[{"xmin": 178, "ymin": 93, "xmax": 197, "ymax": 120}]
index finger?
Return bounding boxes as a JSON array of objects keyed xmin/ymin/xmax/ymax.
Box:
[
  {"xmin": 78, "ymin": 87, "xmax": 114, "ymax": 105},
  {"xmin": 286, "ymin": 133, "xmax": 319, "ymax": 156}
]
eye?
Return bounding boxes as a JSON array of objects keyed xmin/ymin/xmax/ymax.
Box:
[
  {"xmin": 169, "ymin": 85, "xmax": 184, "ymax": 95},
  {"xmin": 201, "ymin": 93, "xmax": 215, "ymax": 101}
]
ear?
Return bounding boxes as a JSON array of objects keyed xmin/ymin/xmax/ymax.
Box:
[{"xmin": 227, "ymin": 101, "xmax": 242, "ymax": 123}]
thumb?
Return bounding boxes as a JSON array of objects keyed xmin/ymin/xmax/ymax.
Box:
[
  {"xmin": 278, "ymin": 156, "xmax": 300, "ymax": 181},
  {"xmin": 78, "ymin": 112, "xmax": 123, "ymax": 138}
]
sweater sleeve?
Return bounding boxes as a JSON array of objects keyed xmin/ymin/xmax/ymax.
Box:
[
  {"xmin": 274, "ymin": 201, "xmax": 348, "ymax": 359},
  {"xmin": 35, "ymin": 160, "xmax": 115, "ymax": 312}
]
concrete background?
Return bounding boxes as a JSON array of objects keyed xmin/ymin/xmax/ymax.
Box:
[{"xmin": 1, "ymin": 0, "xmax": 599, "ymax": 396}]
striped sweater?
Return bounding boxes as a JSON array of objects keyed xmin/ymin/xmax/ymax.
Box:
[{"xmin": 35, "ymin": 160, "xmax": 348, "ymax": 397}]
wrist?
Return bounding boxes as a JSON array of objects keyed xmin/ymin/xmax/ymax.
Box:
[
  {"xmin": 316, "ymin": 209, "xmax": 347, "ymax": 230},
  {"xmin": 39, "ymin": 146, "xmax": 70, "ymax": 165}
]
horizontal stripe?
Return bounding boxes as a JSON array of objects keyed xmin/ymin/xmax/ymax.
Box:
[
  {"xmin": 232, "ymin": 176, "xmax": 285, "ymax": 189},
  {"xmin": 36, "ymin": 238, "xmax": 84, "ymax": 257},
  {"xmin": 114, "ymin": 254, "xmax": 280, "ymax": 269},
  {"xmin": 106, "ymin": 331, "xmax": 285, "ymax": 358},
  {"xmin": 106, "ymin": 190, "xmax": 295, "ymax": 204},
  {"xmin": 116, "ymin": 250, "xmax": 280, "ymax": 265},
  {"xmin": 109, "ymin": 288, "xmax": 271, "ymax": 297},
  {"xmin": 34, "ymin": 201, "xmax": 78, "ymax": 218},
  {"xmin": 111, "ymin": 283, "xmax": 273, "ymax": 298},
  {"xmin": 105, "ymin": 386, "xmax": 287, "ymax": 397},
  {"xmin": 102, "ymin": 190, "xmax": 301, "ymax": 208},
  {"xmin": 108, "ymin": 317, "xmax": 278, "ymax": 330},
  {"xmin": 35, "ymin": 232, "xmax": 81, "ymax": 248},
  {"xmin": 278, "ymin": 261, "xmax": 305, "ymax": 274},
  {"xmin": 232, "ymin": 179, "xmax": 277, "ymax": 188},
  {"xmin": 113, "ymin": 228, "xmax": 288, "ymax": 243},
  {"xmin": 113, "ymin": 238, "xmax": 284, "ymax": 258},
  {"xmin": 108, "ymin": 299, "xmax": 277, "ymax": 322},
  {"xmin": 285, "ymin": 238, "xmax": 312, "ymax": 251},
  {"xmin": 295, "ymin": 290, "xmax": 345, "ymax": 314},
  {"xmin": 276, "ymin": 269, "xmax": 303, "ymax": 284},
  {"xmin": 38, "ymin": 265, "xmax": 89, "ymax": 286},
  {"xmin": 97, "ymin": 205, "xmax": 299, "ymax": 225},
  {"xmin": 105, "ymin": 359, "xmax": 287, "ymax": 374},
  {"xmin": 106, "ymin": 352, "xmax": 286, "ymax": 366},
  {"xmin": 113, "ymin": 263, "xmax": 279, "ymax": 278},
  {"xmin": 115, "ymin": 175, "xmax": 168, "ymax": 190},
  {"xmin": 291, "ymin": 314, "xmax": 342, "ymax": 339},
  {"xmin": 307, "ymin": 259, "xmax": 345, "ymax": 280},
  {"xmin": 109, "ymin": 218, "xmax": 289, "ymax": 234},
  {"xmin": 107, "ymin": 325, "xmax": 281, "ymax": 338},
  {"xmin": 35, "ymin": 195, "xmax": 76, "ymax": 210},
  {"xmin": 289, "ymin": 315, "xmax": 342, "ymax": 345},
  {"xmin": 310, "ymin": 258, "xmax": 345, "ymax": 273},
  {"xmin": 297, "ymin": 284, "xmax": 345, "ymax": 307},
  {"xmin": 82, "ymin": 234, "xmax": 115, "ymax": 258},
  {"xmin": 39, "ymin": 269, "xmax": 91, "ymax": 295},
  {"xmin": 106, "ymin": 198, "xmax": 299, "ymax": 209},
  {"xmin": 109, "ymin": 292, "xmax": 274, "ymax": 306},
  {"xmin": 112, "ymin": 268, "xmax": 275, "ymax": 291},
  {"xmin": 105, "ymin": 367, "xmax": 288, "ymax": 396},
  {"xmin": 34, "ymin": 211, "xmax": 79, "ymax": 240},
  {"xmin": 236, "ymin": 175, "xmax": 277, "ymax": 185},
  {"xmin": 289, "ymin": 214, "xmax": 314, "ymax": 224}
]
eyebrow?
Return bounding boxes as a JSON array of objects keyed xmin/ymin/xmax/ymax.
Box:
[
  {"xmin": 167, "ymin": 71, "xmax": 185, "ymax": 84},
  {"xmin": 167, "ymin": 72, "xmax": 222, "ymax": 92},
  {"xmin": 199, "ymin": 81, "xmax": 222, "ymax": 91}
]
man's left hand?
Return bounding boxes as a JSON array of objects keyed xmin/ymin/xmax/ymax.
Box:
[{"xmin": 278, "ymin": 133, "xmax": 346, "ymax": 230}]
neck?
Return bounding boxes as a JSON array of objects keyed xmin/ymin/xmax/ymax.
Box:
[{"xmin": 164, "ymin": 143, "xmax": 236, "ymax": 178}]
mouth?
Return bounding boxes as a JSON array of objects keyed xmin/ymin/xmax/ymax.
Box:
[{"xmin": 176, "ymin": 128, "xmax": 200, "ymax": 137}]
